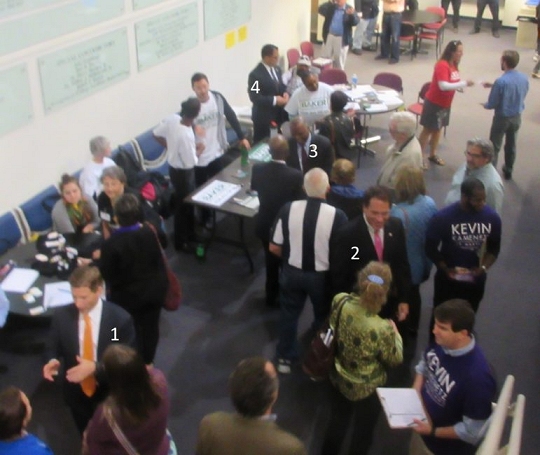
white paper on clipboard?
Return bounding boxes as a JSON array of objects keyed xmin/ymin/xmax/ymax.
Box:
[{"xmin": 0, "ymin": 268, "xmax": 39, "ymax": 293}]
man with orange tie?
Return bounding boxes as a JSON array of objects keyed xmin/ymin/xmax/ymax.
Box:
[
  {"xmin": 42, "ymin": 266, "xmax": 135, "ymax": 433},
  {"xmin": 330, "ymin": 185, "xmax": 411, "ymax": 325}
]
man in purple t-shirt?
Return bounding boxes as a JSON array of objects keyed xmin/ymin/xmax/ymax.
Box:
[
  {"xmin": 410, "ymin": 299, "xmax": 496, "ymax": 455},
  {"xmin": 426, "ymin": 177, "xmax": 502, "ymax": 314}
]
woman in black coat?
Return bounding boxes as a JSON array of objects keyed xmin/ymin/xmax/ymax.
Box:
[{"xmin": 99, "ymin": 193, "xmax": 168, "ymax": 364}]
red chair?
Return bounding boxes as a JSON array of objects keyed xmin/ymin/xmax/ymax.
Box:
[
  {"xmin": 319, "ymin": 68, "xmax": 348, "ymax": 85},
  {"xmin": 300, "ymin": 41, "xmax": 314, "ymax": 58},
  {"xmin": 407, "ymin": 82, "xmax": 431, "ymax": 128},
  {"xmin": 399, "ymin": 22, "xmax": 416, "ymax": 60},
  {"xmin": 407, "ymin": 82, "xmax": 446, "ymax": 135},
  {"xmin": 286, "ymin": 48, "xmax": 300, "ymax": 69},
  {"xmin": 418, "ymin": 7, "xmax": 447, "ymax": 58},
  {"xmin": 373, "ymin": 72, "xmax": 403, "ymax": 94}
]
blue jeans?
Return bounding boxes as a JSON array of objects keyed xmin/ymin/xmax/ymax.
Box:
[
  {"xmin": 380, "ymin": 12, "xmax": 401, "ymax": 61},
  {"xmin": 276, "ymin": 264, "xmax": 331, "ymax": 360},
  {"xmin": 353, "ymin": 17, "xmax": 378, "ymax": 49},
  {"xmin": 489, "ymin": 114, "xmax": 521, "ymax": 172}
]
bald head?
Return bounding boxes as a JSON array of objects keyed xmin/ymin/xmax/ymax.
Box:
[
  {"xmin": 268, "ymin": 135, "xmax": 289, "ymax": 161},
  {"xmin": 304, "ymin": 168, "xmax": 329, "ymax": 199},
  {"xmin": 290, "ymin": 117, "xmax": 310, "ymax": 145}
]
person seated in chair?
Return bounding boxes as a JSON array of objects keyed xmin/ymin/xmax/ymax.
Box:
[{"xmin": 318, "ymin": 90, "xmax": 357, "ymax": 162}]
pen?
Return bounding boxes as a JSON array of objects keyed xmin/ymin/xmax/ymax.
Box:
[{"xmin": 407, "ymin": 418, "xmax": 427, "ymax": 427}]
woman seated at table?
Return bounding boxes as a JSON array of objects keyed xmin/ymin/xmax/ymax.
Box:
[
  {"xmin": 83, "ymin": 344, "xmax": 175, "ymax": 455},
  {"xmin": 99, "ymin": 193, "xmax": 168, "ymax": 365},
  {"xmin": 97, "ymin": 166, "xmax": 166, "ymax": 247},
  {"xmin": 51, "ymin": 174, "xmax": 99, "ymax": 234},
  {"xmin": 317, "ymin": 90, "xmax": 358, "ymax": 162},
  {"xmin": 326, "ymin": 158, "xmax": 364, "ymax": 220},
  {"xmin": 322, "ymin": 261, "xmax": 403, "ymax": 455}
]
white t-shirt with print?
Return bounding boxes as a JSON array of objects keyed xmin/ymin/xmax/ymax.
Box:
[
  {"xmin": 285, "ymin": 82, "xmax": 334, "ymax": 126},
  {"xmin": 194, "ymin": 92, "xmax": 222, "ymax": 167}
]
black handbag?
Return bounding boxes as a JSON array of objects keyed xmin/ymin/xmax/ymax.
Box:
[{"xmin": 302, "ymin": 295, "xmax": 348, "ymax": 381}]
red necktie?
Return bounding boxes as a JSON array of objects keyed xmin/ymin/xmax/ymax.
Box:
[{"xmin": 374, "ymin": 229, "xmax": 383, "ymax": 262}]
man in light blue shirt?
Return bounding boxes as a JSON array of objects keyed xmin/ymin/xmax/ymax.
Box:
[{"xmin": 482, "ymin": 50, "xmax": 529, "ymax": 180}]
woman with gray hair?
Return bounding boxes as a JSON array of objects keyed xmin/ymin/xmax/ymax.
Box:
[
  {"xmin": 97, "ymin": 165, "xmax": 166, "ymax": 245},
  {"xmin": 377, "ymin": 111, "xmax": 423, "ymax": 189}
]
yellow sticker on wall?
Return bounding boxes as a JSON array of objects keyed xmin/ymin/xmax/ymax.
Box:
[
  {"xmin": 238, "ymin": 26, "xmax": 247, "ymax": 43},
  {"xmin": 225, "ymin": 31, "xmax": 236, "ymax": 49}
]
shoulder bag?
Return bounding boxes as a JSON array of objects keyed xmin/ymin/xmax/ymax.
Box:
[
  {"xmin": 147, "ymin": 223, "xmax": 182, "ymax": 311},
  {"xmin": 103, "ymin": 406, "xmax": 140, "ymax": 455},
  {"xmin": 302, "ymin": 295, "xmax": 348, "ymax": 381}
]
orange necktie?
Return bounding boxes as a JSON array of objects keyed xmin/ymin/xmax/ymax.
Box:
[{"xmin": 81, "ymin": 314, "xmax": 97, "ymax": 397}]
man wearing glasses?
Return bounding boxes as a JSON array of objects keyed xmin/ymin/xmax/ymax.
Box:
[{"xmin": 444, "ymin": 138, "xmax": 504, "ymax": 214}]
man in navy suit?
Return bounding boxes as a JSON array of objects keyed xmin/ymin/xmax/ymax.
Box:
[
  {"xmin": 330, "ymin": 185, "xmax": 411, "ymax": 323},
  {"xmin": 248, "ymin": 44, "xmax": 289, "ymax": 143},
  {"xmin": 251, "ymin": 135, "xmax": 304, "ymax": 307},
  {"xmin": 286, "ymin": 117, "xmax": 334, "ymax": 177},
  {"xmin": 42, "ymin": 266, "xmax": 135, "ymax": 433}
]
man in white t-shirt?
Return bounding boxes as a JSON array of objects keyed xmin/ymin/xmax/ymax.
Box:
[
  {"xmin": 191, "ymin": 73, "xmax": 251, "ymax": 225},
  {"xmin": 285, "ymin": 73, "xmax": 334, "ymax": 128},
  {"xmin": 79, "ymin": 136, "xmax": 115, "ymax": 200},
  {"xmin": 153, "ymin": 98, "xmax": 201, "ymax": 252}
]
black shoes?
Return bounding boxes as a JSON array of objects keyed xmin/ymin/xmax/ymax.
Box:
[
  {"xmin": 469, "ymin": 29, "xmax": 480, "ymax": 35},
  {"xmin": 351, "ymin": 48, "xmax": 363, "ymax": 55}
]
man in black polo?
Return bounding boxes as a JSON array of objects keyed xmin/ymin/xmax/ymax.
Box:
[{"xmin": 270, "ymin": 168, "xmax": 347, "ymax": 374}]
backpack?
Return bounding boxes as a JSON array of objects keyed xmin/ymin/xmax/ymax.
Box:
[
  {"xmin": 113, "ymin": 146, "xmax": 144, "ymax": 188},
  {"xmin": 137, "ymin": 172, "xmax": 174, "ymax": 219}
]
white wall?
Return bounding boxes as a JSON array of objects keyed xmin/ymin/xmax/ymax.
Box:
[{"xmin": 0, "ymin": 0, "xmax": 310, "ymax": 213}]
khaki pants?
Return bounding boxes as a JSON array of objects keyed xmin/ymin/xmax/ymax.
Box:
[
  {"xmin": 322, "ymin": 34, "xmax": 348, "ymax": 70},
  {"xmin": 409, "ymin": 432, "xmax": 434, "ymax": 455}
]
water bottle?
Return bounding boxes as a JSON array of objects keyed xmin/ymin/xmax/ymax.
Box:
[
  {"xmin": 351, "ymin": 73, "xmax": 358, "ymax": 89},
  {"xmin": 269, "ymin": 121, "xmax": 278, "ymax": 138},
  {"xmin": 240, "ymin": 144, "xmax": 249, "ymax": 168},
  {"xmin": 196, "ymin": 243, "xmax": 206, "ymax": 261}
]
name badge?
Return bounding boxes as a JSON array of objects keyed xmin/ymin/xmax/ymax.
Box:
[{"xmin": 100, "ymin": 211, "xmax": 111, "ymax": 222}]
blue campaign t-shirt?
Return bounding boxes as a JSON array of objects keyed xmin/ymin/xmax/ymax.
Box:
[
  {"xmin": 0, "ymin": 433, "xmax": 53, "ymax": 454},
  {"xmin": 426, "ymin": 202, "xmax": 502, "ymax": 270},
  {"xmin": 421, "ymin": 343, "xmax": 496, "ymax": 455}
]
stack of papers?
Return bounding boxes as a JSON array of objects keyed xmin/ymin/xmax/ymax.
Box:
[
  {"xmin": 43, "ymin": 281, "xmax": 73, "ymax": 309},
  {"xmin": 0, "ymin": 268, "xmax": 39, "ymax": 293},
  {"xmin": 376, "ymin": 388, "xmax": 428, "ymax": 428},
  {"xmin": 192, "ymin": 180, "xmax": 242, "ymax": 207}
]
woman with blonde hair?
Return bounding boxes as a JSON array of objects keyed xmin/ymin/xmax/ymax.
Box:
[
  {"xmin": 322, "ymin": 261, "xmax": 403, "ymax": 455},
  {"xmin": 391, "ymin": 165, "xmax": 437, "ymax": 336}
]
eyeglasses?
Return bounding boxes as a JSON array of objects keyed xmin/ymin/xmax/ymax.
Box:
[{"xmin": 464, "ymin": 150, "xmax": 484, "ymax": 158}]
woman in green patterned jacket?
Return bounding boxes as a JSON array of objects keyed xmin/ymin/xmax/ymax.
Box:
[{"xmin": 322, "ymin": 261, "xmax": 403, "ymax": 455}]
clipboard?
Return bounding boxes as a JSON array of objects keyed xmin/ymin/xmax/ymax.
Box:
[{"xmin": 376, "ymin": 387, "xmax": 428, "ymax": 429}]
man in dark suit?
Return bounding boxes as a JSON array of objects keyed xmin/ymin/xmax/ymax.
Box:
[
  {"xmin": 286, "ymin": 117, "xmax": 334, "ymax": 177},
  {"xmin": 330, "ymin": 185, "xmax": 411, "ymax": 323},
  {"xmin": 251, "ymin": 135, "xmax": 304, "ymax": 307},
  {"xmin": 248, "ymin": 44, "xmax": 289, "ymax": 143},
  {"xmin": 42, "ymin": 266, "xmax": 135, "ymax": 434}
]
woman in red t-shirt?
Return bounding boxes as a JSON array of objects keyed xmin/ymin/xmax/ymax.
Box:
[{"xmin": 419, "ymin": 40, "xmax": 473, "ymax": 166}]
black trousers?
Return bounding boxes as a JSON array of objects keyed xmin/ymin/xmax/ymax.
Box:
[
  {"xmin": 474, "ymin": 0, "xmax": 499, "ymax": 32},
  {"xmin": 261, "ymin": 239, "xmax": 281, "ymax": 306},
  {"xmin": 169, "ymin": 166, "xmax": 196, "ymax": 246},
  {"xmin": 66, "ymin": 386, "xmax": 103, "ymax": 434},
  {"xmin": 441, "ymin": 0, "xmax": 462, "ymax": 28},
  {"xmin": 322, "ymin": 385, "xmax": 381, "ymax": 455},
  {"xmin": 131, "ymin": 305, "xmax": 162, "ymax": 364}
]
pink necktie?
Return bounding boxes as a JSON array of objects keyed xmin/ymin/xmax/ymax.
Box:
[{"xmin": 374, "ymin": 229, "xmax": 383, "ymax": 262}]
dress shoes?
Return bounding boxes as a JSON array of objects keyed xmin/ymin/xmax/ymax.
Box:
[
  {"xmin": 469, "ymin": 29, "xmax": 480, "ymax": 35},
  {"xmin": 492, "ymin": 31, "xmax": 500, "ymax": 38},
  {"xmin": 375, "ymin": 55, "xmax": 387, "ymax": 60},
  {"xmin": 389, "ymin": 58, "xmax": 399, "ymax": 64},
  {"xmin": 351, "ymin": 48, "xmax": 363, "ymax": 55}
]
